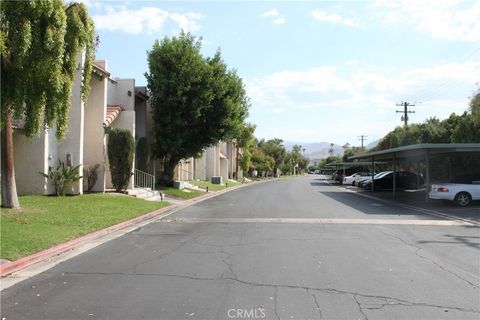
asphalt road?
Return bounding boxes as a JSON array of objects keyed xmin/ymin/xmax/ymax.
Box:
[{"xmin": 2, "ymin": 176, "xmax": 479, "ymax": 320}]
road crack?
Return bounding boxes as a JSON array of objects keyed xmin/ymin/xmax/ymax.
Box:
[
  {"xmin": 62, "ymin": 271, "xmax": 480, "ymax": 314},
  {"xmin": 273, "ymin": 286, "xmax": 280, "ymax": 320},
  {"xmin": 380, "ymin": 230, "xmax": 479, "ymax": 289},
  {"xmin": 353, "ymin": 295, "xmax": 369, "ymax": 320},
  {"xmin": 306, "ymin": 288, "xmax": 323, "ymax": 319}
]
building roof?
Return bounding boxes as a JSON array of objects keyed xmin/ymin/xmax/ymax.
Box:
[
  {"xmin": 135, "ymin": 87, "xmax": 149, "ymax": 100},
  {"xmin": 92, "ymin": 62, "xmax": 111, "ymax": 79},
  {"xmin": 349, "ymin": 143, "xmax": 480, "ymax": 161},
  {"xmin": 103, "ymin": 105, "xmax": 123, "ymax": 127}
]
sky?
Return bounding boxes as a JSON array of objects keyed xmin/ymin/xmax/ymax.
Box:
[{"xmin": 85, "ymin": 0, "xmax": 480, "ymax": 147}]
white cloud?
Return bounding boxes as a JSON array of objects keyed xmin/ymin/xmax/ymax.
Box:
[
  {"xmin": 249, "ymin": 61, "xmax": 478, "ymax": 143},
  {"xmin": 92, "ymin": 5, "xmax": 203, "ymax": 34},
  {"xmin": 262, "ymin": 9, "xmax": 280, "ymax": 18},
  {"xmin": 262, "ymin": 8, "xmax": 286, "ymax": 25},
  {"xmin": 345, "ymin": 60, "xmax": 359, "ymax": 66},
  {"xmin": 311, "ymin": 10, "xmax": 358, "ymax": 27},
  {"xmin": 246, "ymin": 61, "xmax": 480, "ymax": 116},
  {"xmin": 270, "ymin": 107, "xmax": 286, "ymax": 114},
  {"xmin": 373, "ymin": 0, "xmax": 480, "ymax": 42}
]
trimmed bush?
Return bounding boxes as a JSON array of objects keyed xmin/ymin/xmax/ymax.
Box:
[{"xmin": 108, "ymin": 128, "xmax": 135, "ymax": 192}]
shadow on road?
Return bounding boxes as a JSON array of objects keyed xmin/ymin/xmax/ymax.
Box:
[
  {"xmin": 418, "ymin": 233, "xmax": 480, "ymax": 250},
  {"xmin": 311, "ymin": 180, "xmax": 480, "ymax": 223}
]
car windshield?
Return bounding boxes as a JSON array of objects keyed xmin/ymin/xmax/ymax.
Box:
[{"xmin": 374, "ymin": 171, "xmax": 391, "ymax": 179}]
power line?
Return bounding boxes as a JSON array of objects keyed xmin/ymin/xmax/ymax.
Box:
[
  {"xmin": 358, "ymin": 135, "xmax": 367, "ymax": 148},
  {"xmin": 413, "ymin": 67, "xmax": 480, "ymax": 103},
  {"xmin": 407, "ymin": 47, "xmax": 480, "ymax": 103},
  {"xmin": 396, "ymin": 101, "xmax": 415, "ymax": 126}
]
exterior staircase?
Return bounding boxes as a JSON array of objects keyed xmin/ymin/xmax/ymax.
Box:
[
  {"xmin": 127, "ymin": 187, "xmax": 161, "ymax": 200},
  {"xmin": 127, "ymin": 168, "xmax": 162, "ymax": 201}
]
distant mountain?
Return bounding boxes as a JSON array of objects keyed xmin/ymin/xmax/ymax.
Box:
[
  {"xmin": 283, "ymin": 141, "xmax": 344, "ymax": 161},
  {"xmin": 366, "ymin": 139, "xmax": 380, "ymax": 150},
  {"xmin": 280, "ymin": 138, "xmax": 381, "ymax": 165}
]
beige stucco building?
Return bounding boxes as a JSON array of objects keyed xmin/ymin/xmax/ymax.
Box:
[
  {"xmin": 13, "ymin": 54, "xmax": 87, "ymax": 195},
  {"xmin": 13, "ymin": 59, "xmax": 146, "ymax": 196},
  {"xmin": 174, "ymin": 141, "xmax": 243, "ymax": 182},
  {"xmin": 13, "ymin": 55, "xmax": 242, "ymax": 195}
]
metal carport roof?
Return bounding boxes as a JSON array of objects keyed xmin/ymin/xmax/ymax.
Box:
[
  {"xmin": 349, "ymin": 143, "xmax": 480, "ymax": 161},
  {"xmin": 348, "ymin": 143, "xmax": 480, "ymax": 201},
  {"xmin": 325, "ymin": 161, "xmax": 386, "ymax": 169}
]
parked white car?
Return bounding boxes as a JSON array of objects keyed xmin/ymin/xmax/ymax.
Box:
[
  {"xmin": 429, "ymin": 175, "xmax": 480, "ymax": 206},
  {"xmin": 354, "ymin": 172, "xmax": 375, "ymax": 186},
  {"xmin": 343, "ymin": 172, "xmax": 373, "ymax": 186}
]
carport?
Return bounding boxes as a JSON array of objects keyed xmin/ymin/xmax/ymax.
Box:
[
  {"xmin": 349, "ymin": 143, "xmax": 480, "ymax": 201},
  {"xmin": 325, "ymin": 161, "xmax": 385, "ymax": 181}
]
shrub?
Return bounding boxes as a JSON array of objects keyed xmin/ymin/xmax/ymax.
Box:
[
  {"xmin": 40, "ymin": 162, "xmax": 82, "ymax": 196},
  {"xmin": 83, "ymin": 163, "xmax": 100, "ymax": 192},
  {"xmin": 136, "ymin": 137, "xmax": 150, "ymax": 172},
  {"xmin": 108, "ymin": 128, "xmax": 135, "ymax": 192}
]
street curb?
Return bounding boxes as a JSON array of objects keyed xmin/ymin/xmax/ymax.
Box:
[
  {"xmin": 0, "ymin": 204, "xmax": 177, "ymax": 278},
  {"xmin": 0, "ymin": 178, "xmax": 276, "ymax": 278}
]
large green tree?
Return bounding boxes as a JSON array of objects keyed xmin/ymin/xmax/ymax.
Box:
[
  {"xmin": 1, "ymin": 1, "xmax": 96, "ymax": 208},
  {"xmin": 260, "ymin": 138, "xmax": 287, "ymax": 177},
  {"xmin": 250, "ymin": 146, "xmax": 274, "ymax": 177},
  {"xmin": 451, "ymin": 88, "xmax": 480, "ymax": 143},
  {"xmin": 235, "ymin": 123, "xmax": 256, "ymax": 176},
  {"xmin": 145, "ymin": 32, "xmax": 249, "ymax": 185},
  {"xmin": 281, "ymin": 145, "xmax": 309, "ymax": 175},
  {"xmin": 374, "ymin": 89, "xmax": 480, "ymax": 151}
]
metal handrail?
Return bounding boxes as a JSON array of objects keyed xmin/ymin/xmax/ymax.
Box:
[{"xmin": 134, "ymin": 168, "xmax": 155, "ymax": 196}]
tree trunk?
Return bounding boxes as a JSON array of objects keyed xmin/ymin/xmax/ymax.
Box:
[
  {"xmin": 159, "ymin": 155, "xmax": 176, "ymax": 187},
  {"xmin": 1, "ymin": 109, "xmax": 20, "ymax": 208}
]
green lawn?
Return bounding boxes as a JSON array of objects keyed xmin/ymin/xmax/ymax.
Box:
[
  {"xmin": 0, "ymin": 194, "xmax": 170, "ymax": 261},
  {"xmin": 189, "ymin": 180, "xmax": 242, "ymax": 191},
  {"xmin": 159, "ymin": 187, "xmax": 204, "ymax": 200}
]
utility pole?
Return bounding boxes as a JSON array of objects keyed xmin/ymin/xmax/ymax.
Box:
[
  {"xmin": 396, "ymin": 101, "xmax": 415, "ymax": 126},
  {"xmin": 358, "ymin": 135, "xmax": 367, "ymax": 149}
]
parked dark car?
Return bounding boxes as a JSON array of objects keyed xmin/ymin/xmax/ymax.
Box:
[
  {"xmin": 363, "ymin": 171, "xmax": 424, "ymax": 190},
  {"xmin": 357, "ymin": 171, "xmax": 390, "ymax": 188}
]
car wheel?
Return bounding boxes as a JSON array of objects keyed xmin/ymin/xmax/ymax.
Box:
[{"xmin": 454, "ymin": 192, "xmax": 471, "ymax": 207}]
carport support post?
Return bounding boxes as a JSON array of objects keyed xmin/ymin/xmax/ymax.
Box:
[
  {"xmin": 371, "ymin": 156, "xmax": 375, "ymax": 192},
  {"xmin": 416, "ymin": 161, "xmax": 420, "ymax": 188},
  {"xmin": 425, "ymin": 151, "xmax": 430, "ymax": 203},
  {"xmin": 448, "ymin": 157, "xmax": 453, "ymax": 181},
  {"xmin": 392, "ymin": 153, "xmax": 396, "ymax": 199}
]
